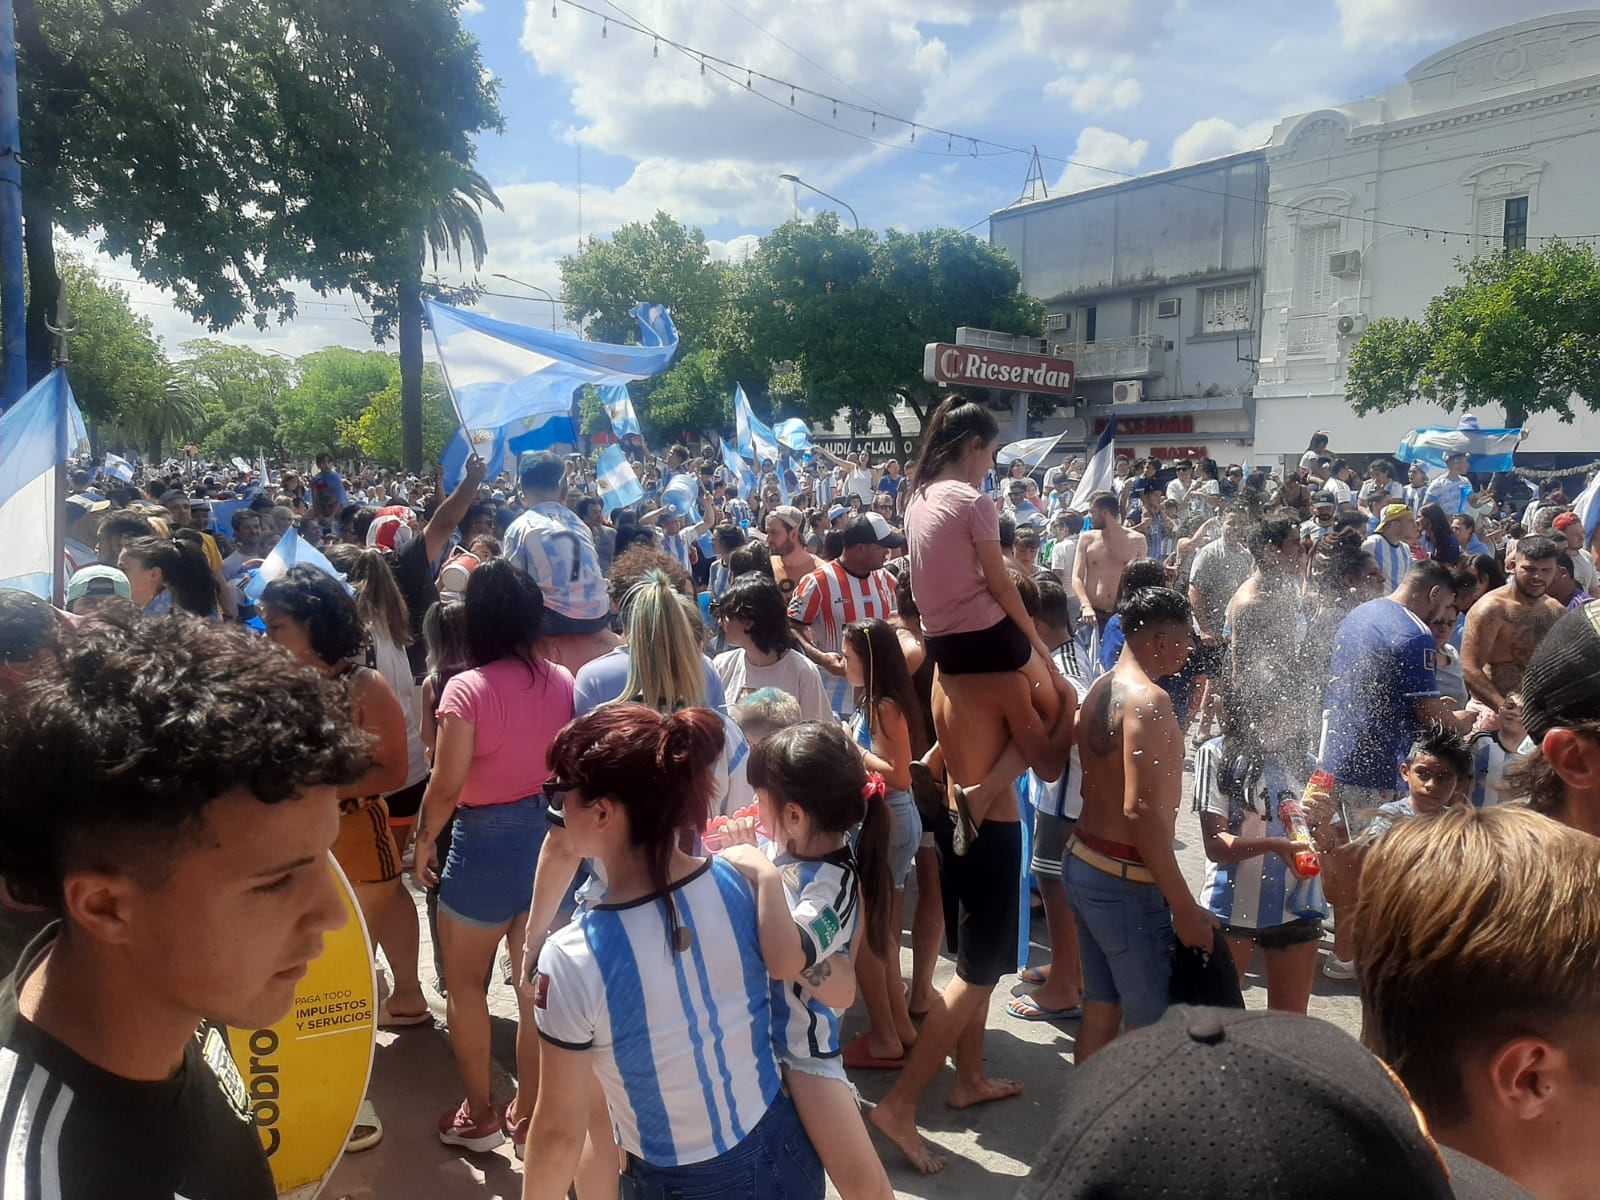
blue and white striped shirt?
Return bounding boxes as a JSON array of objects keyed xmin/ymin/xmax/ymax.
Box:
[
  {"xmin": 534, "ymin": 856, "xmax": 783, "ymax": 1166},
  {"xmin": 504, "ymin": 502, "xmax": 609, "ymax": 621},
  {"xmin": 1362, "ymin": 533, "xmax": 1415, "ymax": 591},
  {"xmin": 766, "ymin": 846, "xmax": 859, "ymax": 1061},
  {"xmin": 1467, "ymin": 732, "xmax": 1522, "ymax": 810}
]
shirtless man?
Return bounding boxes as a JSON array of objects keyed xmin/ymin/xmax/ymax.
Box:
[
  {"xmin": 1226, "ymin": 514, "xmax": 1303, "ymax": 711},
  {"xmin": 1462, "ymin": 533, "xmax": 1565, "ymax": 711},
  {"xmin": 764, "ymin": 504, "xmax": 818, "ymax": 600},
  {"xmin": 870, "ymin": 659, "xmax": 1076, "ymax": 1172},
  {"xmin": 1072, "ymin": 492, "xmax": 1148, "ymax": 634},
  {"xmin": 1066, "ymin": 586, "xmax": 1213, "ymax": 1061}
]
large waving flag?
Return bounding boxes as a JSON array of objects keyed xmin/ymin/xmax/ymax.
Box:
[
  {"xmin": 734, "ymin": 385, "xmax": 781, "ymax": 466},
  {"xmin": 600, "ymin": 385, "xmax": 641, "ymax": 440},
  {"xmin": 1069, "ymin": 418, "xmax": 1117, "ymax": 513},
  {"xmin": 721, "ymin": 436, "xmax": 757, "ymax": 500},
  {"xmin": 429, "ymin": 299, "xmax": 678, "ymax": 488},
  {"xmin": 103, "ymin": 452, "xmax": 135, "ymax": 483},
  {"xmin": 659, "ymin": 473, "xmax": 701, "ymax": 521},
  {"xmin": 0, "ymin": 370, "xmax": 86, "ymax": 599},
  {"xmin": 774, "ymin": 417, "xmax": 813, "ymax": 454},
  {"xmin": 244, "ymin": 528, "xmax": 350, "ymax": 602},
  {"xmin": 997, "ymin": 432, "xmax": 1065, "ymax": 468},
  {"xmin": 1572, "ymin": 470, "xmax": 1600, "ymax": 545},
  {"xmin": 1396, "ymin": 415, "xmax": 1521, "ymax": 472},
  {"xmin": 596, "ymin": 445, "xmax": 645, "ymax": 515}
]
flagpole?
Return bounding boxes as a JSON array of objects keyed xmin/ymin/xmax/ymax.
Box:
[{"xmin": 51, "ymin": 372, "xmax": 66, "ymax": 606}]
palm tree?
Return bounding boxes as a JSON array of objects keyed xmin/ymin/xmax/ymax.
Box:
[
  {"xmin": 109, "ymin": 375, "xmax": 205, "ymax": 462},
  {"xmin": 399, "ymin": 160, "xmax": 502, "ymax": 472}
]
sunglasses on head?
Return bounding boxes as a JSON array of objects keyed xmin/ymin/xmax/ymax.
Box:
[{"xmin": 542, "ymin": 778, "xmax": 575, "ymax": 811}]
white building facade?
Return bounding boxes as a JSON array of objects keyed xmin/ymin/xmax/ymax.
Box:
[{"xmin": 1254, "ymin": 12, "xmax": 1600, "ymax": 459}]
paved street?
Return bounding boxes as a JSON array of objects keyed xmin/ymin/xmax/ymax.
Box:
[{"xmin": 330, "ymin": 777, "xmax": 1360, "ymax": 1199}]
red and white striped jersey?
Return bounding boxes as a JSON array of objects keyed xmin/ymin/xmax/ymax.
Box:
[{"xmin": 787, "ymin": 561, "xmax": 897, "ymax": 655}]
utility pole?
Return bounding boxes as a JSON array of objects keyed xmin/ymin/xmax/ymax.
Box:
[{"xmin": 0, "ymin": 0, "xmax": 25, "ymax": 408}]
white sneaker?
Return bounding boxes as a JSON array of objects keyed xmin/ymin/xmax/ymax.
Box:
[{"xmin": 1323, "ymin": 955, "xmax": 1357, "ymax": 980}]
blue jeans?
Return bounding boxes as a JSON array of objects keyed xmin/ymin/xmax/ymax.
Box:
[
  {"xmin": 884, "ymin": 788, "xmax": 922, "ymax": 890},
  {"xmin": 1063, "ymin": 852, "xmax": 1175, "ymax": 1028},
  {"xmin": 620, "ymin": 1095, "xmax": 823, "ymax": 1200},
  {"xmin": 437, "ymin": 795, "xmax": 548, "ymax": 928}
]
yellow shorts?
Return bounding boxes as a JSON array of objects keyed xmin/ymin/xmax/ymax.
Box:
[{"xmin": 334, "ymin": 798, "xmax": 402, "ymax": 885}]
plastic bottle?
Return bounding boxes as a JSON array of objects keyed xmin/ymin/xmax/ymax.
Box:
[{"xmin": 1278, "ymin": 769, "xmax": 1331, "ymax": 880}]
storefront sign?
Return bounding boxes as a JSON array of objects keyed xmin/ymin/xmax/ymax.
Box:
[
  {"xmin": 924, "ymin": 344, "xmax": 1075, "ymax": 397},
  {"xmin": 1094, "ymin": 415, "xmax": 1194, "ymax": 436}
]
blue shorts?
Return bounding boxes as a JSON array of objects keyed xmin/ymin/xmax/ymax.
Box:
[
  {"xmin": 621, "ymin": 1094, "xmax": 822, "ymax": 1200},
  {"xmin": 438, "ymin": 794, "xmax": 548, "ymax": 929},
  {"xmin": 884, "ymin": 789, "xmax": 922, "ymax": 890},
  {"xmin": 1063, "ymin": 852, "xmax": 1175, "ymax": 1028}
]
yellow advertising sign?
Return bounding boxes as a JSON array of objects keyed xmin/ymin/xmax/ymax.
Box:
[{"xmin": 227, "ymin": 856, "xmax": 376, "ymax": 1200}]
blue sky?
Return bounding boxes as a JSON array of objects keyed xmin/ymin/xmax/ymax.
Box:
[{"xmin": 86, "ymin": 0, "xmax": 1579, "ymax": 356}]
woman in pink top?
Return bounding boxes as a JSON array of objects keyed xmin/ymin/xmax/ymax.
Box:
[{"xmin": 412, "ymin": 559, "xmax": 575, "ymax": 1155}]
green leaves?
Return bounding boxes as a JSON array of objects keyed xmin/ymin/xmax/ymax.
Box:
[{"xmin": 1344, "ymin": 241, "xmax": 1600, "ymax": 428}]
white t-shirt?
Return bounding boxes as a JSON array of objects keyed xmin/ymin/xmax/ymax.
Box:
[
  {"xmin": 1324, "ymin": 477, "xmax": 1354, "ymax": 506},
  {"xmin": 714, "ymin": 647, "xmax": 833, "ymax": 725},
  {"xmin": 845, "ymin": 466, "xmax": 875, "ymax": 502}
]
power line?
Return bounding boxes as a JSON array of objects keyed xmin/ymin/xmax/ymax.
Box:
[{"xmin": 552, "ymin": 0, "xmax": 1600, "ymax": 245}]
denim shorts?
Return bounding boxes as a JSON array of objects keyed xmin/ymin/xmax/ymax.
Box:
[
  {"xmin": 884, "ymin": 789, "xmax": 922, "ymax": 890},
  {"xmin": 1064, "ymin": 852, "xmax": 1175, "ymax": 1028},
  {"xmin": 621, "ymin": 1094, "xmax": 823, "ymax": 1200},
  {"xmin": 437, "ymin": 794, "xmax": 548, "ymax": 929}
]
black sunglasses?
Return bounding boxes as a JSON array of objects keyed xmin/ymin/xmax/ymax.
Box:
[{"xmin": 542, "ymin": 778, "xmax": 574, "ymax": 811}]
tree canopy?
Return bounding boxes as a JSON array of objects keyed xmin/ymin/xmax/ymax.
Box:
[{"xmin": 1345, "ymin": 240, "xmax": 1600, "ymax": 429}]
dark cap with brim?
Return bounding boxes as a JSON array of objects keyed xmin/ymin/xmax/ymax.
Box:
[{"xmin": 1521, "ymin": 600, "xmax": 1600, "ymax": 740}]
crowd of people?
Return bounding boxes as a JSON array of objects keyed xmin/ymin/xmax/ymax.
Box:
[{"xmin": 1, "ymin": 405, "xmax": 1598, "ymax": 1200}]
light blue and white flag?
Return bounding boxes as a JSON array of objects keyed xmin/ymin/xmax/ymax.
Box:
[
  {"xmin": 720, "ymin": 436, "xmax": 757, "ymax": 501},
  {"xmin": 0, "ymin": 370, "xmax": 86, "ymax": 598},
  {"xmin": 774, "ymin": 417, "xmax": 813, "ymax": 454},
  {"xmin": 103, "ymin": 452, "xmax": 135, "ymax": 483},
  {"xmin": 1396, "ymin": 415, "xmax": 1522, "ymax": 472},
  {"xmin": 1069, "ymin": 419, "xmax": 1116, "ymax": 514},
  {"xmin": 600, "ymin": 385, "xmax": 641, "ymax": 440},
  {"xmin": 428, "ymin": 299, "xmax": 678, "ymax": 489},
  {"xmin": 1571, "ymin": 470, "xmax": 1600, "ymax": 545},
  {"xmin": 230, "ymin": 455, "xmax": 252, "ymax": 473},
  {"xmin": 596, "ymin": 445, "xmax": 645, "ymax": 516},
  {"xmin": 660, "ymin": 473, "xmax": 701, "ymax": 521},
  {"xmin": 734, "ymin": 384, "xmax": 781, "ymax": 466},
  {"xmin": 244, "ymin": 528, "xmax": 350, "ymax": 602},
  {"xmin": 997, "ymin": 432, "xmax": 1065, "ymax": 468}
]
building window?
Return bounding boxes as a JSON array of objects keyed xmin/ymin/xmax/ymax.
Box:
[
  {"xmin": 1503, "ymin": 196, "xmax": 1528, "ymax": 251},
  {"xmin": 1294, "ymin": 224, "xmax": 1338, "ymax": 312},
  {"xmin": 1199, "ymin": 282, "xmax": 1252, "ymax": 333},
  {"xmin": 1083, "ymin": 305, "xmax": 1097, "ymax": 343},
  {"xmin": 1134, "ymin": 297, "xmax": 1154, "ymax": 337}
]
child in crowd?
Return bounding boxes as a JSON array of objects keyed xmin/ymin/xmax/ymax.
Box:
[
  {"xmin": 1466, "ymin": 702, "xmax": 1528, "ymax": 810},
  {"xmin": 1365, "ymin": 724, "xmax": 1474, "ymax": 839},
  {"xmin": 717, "ymin": 722, "xmax": 895, "ymax": 1200},
  {"xmin": 733, "ymin": 687, "xmax": 803, "ymax": 745}
]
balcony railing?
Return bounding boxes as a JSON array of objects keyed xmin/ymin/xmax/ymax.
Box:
[{"xmin": 1061, "ymin": 334, "xmax": 1162, "ymax": 380}]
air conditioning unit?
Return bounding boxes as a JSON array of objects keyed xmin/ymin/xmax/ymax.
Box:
[
  {"xmin": 1156, "ymin": 298, "xmax": 1181, "ymax": 319},
  {"xmin": 1112, "ymin": 380, "xmax": 1143, "ymax": 404},
  {"xmin": 1335, "ymin": 313, "xmax": 1368, "ymax": 338},
  {"xmin": 1328, "ymin": 249, "xmax": 1362, "ymax": 277},
  {"xmin": 1044, "ymin": 312, "xmax": 1068, "ymax": 331}
]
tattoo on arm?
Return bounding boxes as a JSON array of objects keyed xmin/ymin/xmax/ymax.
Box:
[{"xmin": 799, "ymin": 959, "xmax": 833, "ymax": 988}]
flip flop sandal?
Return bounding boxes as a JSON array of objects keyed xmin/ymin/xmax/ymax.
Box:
[
  {"xmin": 1005, "ymin": 994, "xmax": 1083, "ymax": 1023},
  {"xmin": 1019, "ymin": 966, "xmax": 1049, "ymax": 985},
  {"xmin": 347, "ymin": 1099, "xmax": 384, "ymax": 1153},
  {"xmin": 377, "ymin": 1001, "xmax": 432, "ymax": 1028}
]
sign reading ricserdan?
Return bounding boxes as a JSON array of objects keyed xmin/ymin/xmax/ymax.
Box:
[{"xmin": 923, "ymin": 343, "xmax": 1076, "ymax": 398}]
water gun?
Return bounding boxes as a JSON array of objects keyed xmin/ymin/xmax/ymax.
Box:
[
  {"xmin": 1277, "ymin": 769, "xmax": 1331, "ymax": 880},
  {"xmin": 703, "ymin": 804, "xmax": 765, "ymax": 852}
]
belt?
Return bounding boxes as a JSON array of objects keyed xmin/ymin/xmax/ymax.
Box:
[{"xmin": 1068, "ymin": 836, "xmax": 1156, "ymax": 885}]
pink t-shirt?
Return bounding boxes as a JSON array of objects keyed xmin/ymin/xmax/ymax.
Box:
[
  {"xmin": 436, "ymin": 658, "xmax": 576, "ymax": 808},
  {"xmin": 905, "ymin": 479, "xmax": 1006, "ymax": 637}
]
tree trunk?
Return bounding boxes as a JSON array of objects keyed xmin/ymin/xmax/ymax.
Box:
[
  {"xmin": 1502, "ymin": 401, "xmax": 1529, "ymax": 430},
  {"xmin": 22, "ymin": 187, "xmax": 57, "ymax": 385},
  {"xmin": 398, "ymin": 270, "xmax": 424, "ymax": 474},
  {"xmin": 883, "ymin": 408, "xmax": 908, "ymax": 463}
]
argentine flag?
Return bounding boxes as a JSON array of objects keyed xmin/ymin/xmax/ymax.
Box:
[
  {"xmin": 103, "ymin": 452, "xmax": 136, "ymax": 483},
  {"xmin": 600, "ymin": 385, "xmax": 641, "ymax": 440},
  {"xmin": 0, "ymin": 370, "xmax": 87, "ymax": 598},
  {"xmin": 596, "ymin": 445, "xmax": 645, "ymax": 516},
  {"xmin": 1069, "ymin": 418, "xmax": 1117, "ymax": 513},
  {"xmin": 998, "ymin": 432, "xmax": 1065, "ymax": 468},
  {"xmin": 244, "ymin": 528, "xmax": 350, "ymax": 602},
  {"xmin": 734, "ymin": 384, "xmax": 781, "ymax": 466},
  {"xmin": 721, "ymin": 436, "xmax": 758, "ymax": 500},
  {"xmin": 1571, "ymin": 470, "xmax": 1600, "ymax": 545},
  {"xmin": 429, "ymin": 299, "xmax": 678, "ymax": 488},
  {"xmin": 1396, "ymin": 415, "xmax": 1522, "ymax": 473},
  {"xmin": 660, "ymin": 473, "xmax": 701, "ymax": 521},
  {"xmin": 774, "ymin": 417, "xmax": 813, "ymax": 454}
]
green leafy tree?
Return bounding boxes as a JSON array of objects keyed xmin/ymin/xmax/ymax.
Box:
[
  {"xmin": 173, "ymin": 339, "xmax": 296, "ymax": 457},
  {"xmin": 278, "ymin": 348, "xmax": 399, "ymax": 456},
  {"xmin": 54, "ymin": 255, "xmax": 170, "ymax": 432},
  {"xmin": 106, "ymin": 379, "xmax": 206, "ymax": 463},
  {"xmin": 1346, "ymin": 240, "xmax": 1600, "ymax": 429},
  {"xmin": 340, "ymin": 365, "xmax": 456, "ymax": 465}
]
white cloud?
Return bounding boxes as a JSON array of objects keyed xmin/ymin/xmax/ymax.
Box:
[
  {"xmin": 1168, "ymin": 116, "xmax": 1275, "ymax": 167},
  {"xmin": 460, "ymin": 0, "xmax": 484, "ymax": 13},
  {"xmin": 1052, "ymin": 127, "xmax": 1149, "ymax": 194},
  {"xmin": 1018, "ymin": 0, "xmax": 1181, "ymax": 59},
  {"xmin": 1045, "ymin": 72, "xmax": 1142, "ymax": 113},
  {"xmin": 1335, "ymin": 0, "xmax": 1574, "ymax": 49}
]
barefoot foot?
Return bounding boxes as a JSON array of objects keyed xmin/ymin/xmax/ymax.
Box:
[
  {"xmin": 868, "ymin": 1104, "xmax": 947, "ymax": 1174},
  {"xmin": 946, "ymin": 1077, "xmax": 1023, "ymax": 1110}
]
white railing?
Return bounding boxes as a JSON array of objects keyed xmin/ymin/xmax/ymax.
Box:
[{"xmin": 1065, "ymin": 334, "xmax": 1162, "ymax": 380}]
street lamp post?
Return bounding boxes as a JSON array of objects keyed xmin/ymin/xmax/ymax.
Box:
[
  {"xmin": 491, "ymin": 273, "xmax": 559, "ymax": 330},
  {"xmin": 778, "ymin": 173, "xmax": 860, "ymax": 231}
]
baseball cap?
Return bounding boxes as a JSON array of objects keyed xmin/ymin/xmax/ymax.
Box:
[
  {"xmin": 827, "ymin": 504, "xmax": 849, "ymax": 522},
  {"xmin": 64, "ymin": 494, "xmax": 111, "ymax": 520},
  {"xmin": 1376, "ymin": 503, "xmax": 1411, "ymax": 532},
  {"xmin": 841, "ymin": 513, "xmax": 905, "ymax": 550},
  {"xmin": 366, "ymin": 504, "xmax": 418, "ymax": 553},
  {"xmin": 1552, "ymin": 511, "xmax": 1580, "ymax": 532},
  {"xmin": 1017, "ymin": 1006, "xmax": 1527, "ymax": 1200},
  {"xmin": 65, "ymin": 565, "xmax": 132, "ymax": 605},
  {"xmin": 1520, "ymin": 600, "xmax": 1600, "ymax": 740},
  {"xmin": 1312, "ymin": 490, "xmax": 1337, "ymax": 508},
  {"xmin": 767, "ymin": 504, "xmax": 806, "ymax": 531}
]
